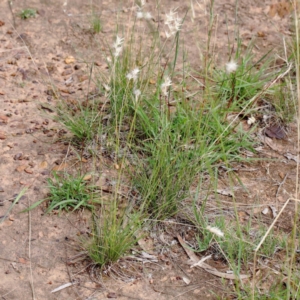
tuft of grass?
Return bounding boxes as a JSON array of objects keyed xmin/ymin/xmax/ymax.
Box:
[
  {"xmin": 213, "ymin": 39, "xmax": 280, "ymax": 114},
  {"xmin": 85, "ymin": 208, "xmax": 142, "ymax": 268},
  {"xmin": 20, "ymin": 8, "xmax": 36, "ymax": 20},
  {"xmin": 91, "ymin": 16, "xmax": 102, "ymax": 34},
  {"xmin": 43, "ymin": 0, "xmax": 298, "ymax": 288},
  {"xmin": 46, "ymin": 172, "xmax": 99, "ymax": 212},
  {"xmin": 55, "ymin": 98, "xmax": 103, "ymax": 143},
  {"xmin": 24, "ymin": 172, "xmax": 98, "ymax": 213}
]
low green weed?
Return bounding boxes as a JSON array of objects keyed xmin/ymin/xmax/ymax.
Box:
[
  {"xmin": 91, "ymin": 16, "xmax": 101, "ymax": 34},
  {"xmin": 56, "ymin": 99, "xmax": 102, "ymax": 143},
  {"xmin": 24, "ymin": 172, "xmax": 98, "ymax": 213},
  {"xmin": 20, "ymin": 8, "xmax": 36, "ymax": 19},
  {"xmin": 46, "ymin": 172, "xmax": 95, "ymax": 212}
]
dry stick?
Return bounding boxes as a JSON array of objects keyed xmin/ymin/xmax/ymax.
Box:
[
  {"xmin": 291, "ymin": 2, "xmax": 300, "ymax": 299},
  {"xmin": 252, "ymin": 197, "xmax": 300, "ymax": 300},
  {"xmin": 8, "ymin": 1, "xmax": 16, "ymax": 28},
  {"xmin": 275, "ymin": 173, "xmax": 289, "ymax": 198},
  {"xmin": 0, "ymin": 287, "xmax": 17, "ymax": 299},
  {"xmin": 28, "ymin": 198, "xmax": 36, "ymax": 300}
]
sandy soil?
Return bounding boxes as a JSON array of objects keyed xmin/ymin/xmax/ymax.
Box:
[{"xmin": 0, "ymin": 0, "xmax": 296, "ymax": 299}]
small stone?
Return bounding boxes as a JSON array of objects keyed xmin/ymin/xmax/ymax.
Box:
[
  {"xmin": 0, "ymin": 114, "xmax": 8, "ymax": 123},
  {"xmin": 0, "ymin": 131, "xmax": 6, "ymax": 139},
  {"xmin": 41, "ymin": 170, "xmax": 50, "ymax": 176},
  {"xmin": 65, "ymin": 56, "xmax": 75, "ymax": 64},
  {"xmin": 61, "ymin": 69, "xmax": 73, "ymax": 76},
  {"xmin": 37, "ymin": 9, "xmax": 46, "ymax": 16},
  {"xmin": 16, "ymin": 165, "xmax": 27, "ymax": 172},
  {"xmin": 14, "ymin": 153, "xmax": 23, "ymax": 160},
  {"xmin": 19, "ymin": 180, "xmax": 29, "ymax": 186},
  {"xmin": 24, "ymin": 167, "xmax": 33, "ymax": 174},
  {"xmin": 0, "ymin": 186, "xmax": 4, "ymax": 192}
]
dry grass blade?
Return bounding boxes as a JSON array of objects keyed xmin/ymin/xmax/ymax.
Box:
[
  {"xmin": 51, "ymin": 282, "xmax": 78, "ymax": 293},
  {"xmin": 252, "ymin": 197, "xmax": 300, "ymax": 300},
  {"xmin": 177, "ymin": 235, "xmax": 250, "ymax": 280}
]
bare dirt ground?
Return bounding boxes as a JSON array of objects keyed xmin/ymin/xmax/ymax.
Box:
[{"xmin": 0, "ymin": 0, "xmax": 297, "ymax": 299}]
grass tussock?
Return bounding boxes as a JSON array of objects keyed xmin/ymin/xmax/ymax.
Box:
[{"xmin": 24, "ymin": 1, "xmax": 300, "ymax": 298}]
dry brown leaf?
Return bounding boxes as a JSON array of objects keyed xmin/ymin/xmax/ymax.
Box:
[
  {"xmin": 24, "ymin": 167, "xmax": 33, "ymax": 174},
  {"xmin": 52, "ymin": 163, "xmax": 68, "ymax": 171},
  {"xmin": 39, "ymin": 161, "xmax": 48, "ymax": 169},
  {"xmin": 264, "ymin": 124, "xmax": 286, "ymax": 139},
  {"xmin": 284, "ymin": 152, "xmax": 299, "ymax": 163},
  {"xmin": 268, "ymin": 4, "xmax": 277, "ymax": 17},
  {"xmin": 238, "ymin": 211, "xmax": 250, "ymax": 223},
  {"xmin": 277, "ymin": 1, "xmax": 290, "ymax": 18},
  {"xmin": 18, "ymin": 257, "xmax": 28, "ymax": 264},
  {"xmin": 16, "ymin": 165, "xmax": 27, "ymax": 172},
  {"xmin": 263, "ymin": 136, "xmax": 279, "ymax": 151},
  {"xmin": 257, "ymin": 31, "xmax": 266, "ymax": 38},
  {"xmin": 268, "ymin": 1, "xmax": 291, "ymax": 18},
  {"xmin": 83, "ymin": 174, "xmax": 92, "ymax": 181}
]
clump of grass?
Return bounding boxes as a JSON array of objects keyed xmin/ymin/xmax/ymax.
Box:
[
  {"xmin": 91, "ymin": 16, "xmax": 101, "ymax": 34},
  {"xmin": 24, "ymin": 172, "xmax": 98, "ymax": 213},
  {"xmin": 51, "ymin": 0, "xmax": 296, "ymax": 286},
  {"xmin": 20, "ymin": 8, "xmax": 36, "ymax": 19},
  {"xmin": 55, "ymin": 97, "xmax": 103, "ymax": 143},
  {"xmin": 45, "ymin": 172, "xmax": 96, "ymax": 212},
  {"xmin": 214, "ymin": 40, "xmax": 280, "ymax": 114},
  {"xmin": 86, "ymin": 210, "xmax": 142, "ymax": 268}
]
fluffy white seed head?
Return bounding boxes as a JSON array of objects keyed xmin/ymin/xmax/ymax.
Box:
[
  {"xmin": 161, "ymin": 76, "xmax": 172, "ymax": 96},
  {"xmin": 133, "ymin": 89, "xmax": 141, "ymax": 105},
  {"xmin": 113, "ymin": 36, "xmax": 124, "ymax": 58},
  {"xmin": 136, "ymin": 11, "xmax": 144, "ymax": 19},
  {"xmin": 136, "ymin": 0, "xmax": 152, "ymax": 20},
  {"xmin": 126, "ymin": 68, "xmax": 140, "ymax": 82},
  {"xmin": 206, "ymin": 226, "xmax": 224, "ymax": 238},
  {"xmin": 226, "ymin": 60, "xmax": 238, "ymax": 74},
  {"xmin": 165, "ymin": 9, "xmax": 182, "ymax": 37},
  {"xmin": 247, "ymin": 116, "xmax": 256, "ymax": 125},
  {"xmin": 143, "ymin": 12, "xmax": 152, "ymax": 20},
  {"xmin": 134, "ymin": 89, "xmax": 141, "ymax": 97}
]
